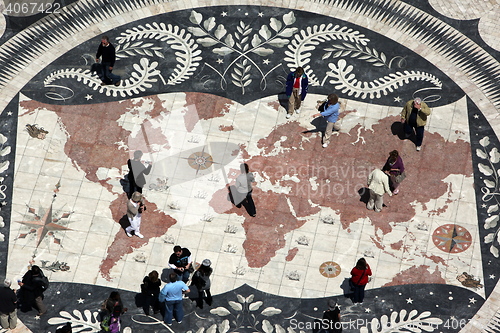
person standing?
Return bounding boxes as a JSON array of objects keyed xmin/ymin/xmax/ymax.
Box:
[
  {"xmin": 168, "ymin": 245, "xmax": 192, "ymax": 283},
  {"xmin": 401, "ymin": 97, "xmax": 431, "ymax": 151},
  {"xmin": 366, "ymin": 168, "xmax": 392, "ymax": 212},
  {"xmin": 18, "ymin": 265, "xmax": 48, "ymax": 315},
  {"xmin": 95, "ymin": 35, "xmax": 121, "ymax": 86},
  {"xmin": 191, "ymin": 259, "xmax": 213, "ymax": 309},
  {"xmin": 0, "ymin": 279, "xmax": 17, "ymax": 330},
  {"xmin": 234, "ymin": 163, "xmax": 256, "ymax": 217},
  {"xmin": 127, "ymin": 150, "xmax": 152, "ymax": 198},
  {"xmin": 313, "ymin": 94, "xmax": 341, "ymax": 148},
  {"xmin": 350, "ymin": 258, "xmax": 372, "ymax": 304},
  {"xmin": 382, "ymin": 150, "xmax": 405, "ymax": 195},
  {"xmin": 159, "ymin": 272, "xmax": 190, "ymax": 325},
  {"xmin": 100, "ymin": 291, "xmax": 127, "ymax": 333},
  {"xmin": 285, "ymin": 67, "xmax": 308, "ymax": 119},
  {"xmin": 322, "ymin": 299, "xmax": 342, "ymax": 333},
  {"xmin": 141, "ymin": 270, "xmax": 161, "ymax": 316},
  {"xmin": 126, "ymin": 191, "xmax": 146, "ymax": 238}
]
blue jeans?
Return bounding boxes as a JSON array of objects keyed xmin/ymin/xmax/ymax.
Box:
[
  {"xmin": 99, "ymin": 62, "xmax": 121, "ymax": 84},
  {"xmin": 164, "ymin": 300, "xmax": 183, "ymax": 324},
  {"xmin": 175, "ymin": 270, "xmax": 190, "ymax": 283},
  {"xmin": 353, "ymin": 283, "xmax": 366, "ymax": 303}
]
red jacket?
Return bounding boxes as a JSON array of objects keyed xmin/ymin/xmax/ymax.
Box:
[{"xmin": 350, "ymin": 265, "xmax": 372, "ymax": 286}]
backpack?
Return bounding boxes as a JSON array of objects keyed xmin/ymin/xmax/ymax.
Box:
[{"xmin": 40, "ymin": 276, "xmax": 49, "ymax": 291}]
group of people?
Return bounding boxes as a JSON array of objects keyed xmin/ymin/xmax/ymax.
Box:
[
  {"xmin": 0, "ymin": 264, "xmax": 49, "ymax": 331},
  {"xmin": 286, "ymin": 67, "xmax": 431, "ymax": 151},
  {"xmin": 139, "ymin": 245, "xmax": 213, "ymax": 325},
  {"xmin": 366, "ymin": 149, "xmax": 406, "ymax": 212}
]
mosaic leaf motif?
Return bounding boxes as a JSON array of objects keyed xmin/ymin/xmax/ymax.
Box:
[
  {"xmin": 476, "ymin": 136, "xmax": 500, "ymax": 257},
  {"xmin": 43, "ymin": 58, "xmax": 161, "ymax": 98},
  {"xmin": 116, "ymin": 22, "xmax": 202, "ymax": 85},
  {"xmin": 284, "ymin": 23, "xmax": 370, "ymax": 85},
  {"xmin": 188, "ymin": 10, "xmax": 297, "ymax": 93},
  {"xmin": 47, "ymin": 310, "xmax": 101, "ymax": 332},
  {"xmin": 325, "ymin": 59, "xmax": 442, "ymax": 99},
  {"xmin": 359, "ymin": 310, "xmax": 442, "ymax": 333}
]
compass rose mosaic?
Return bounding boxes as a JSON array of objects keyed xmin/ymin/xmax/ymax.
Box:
[{"xmin": 432, "ymin": 224, "xmax": 472, "ymax": 253}]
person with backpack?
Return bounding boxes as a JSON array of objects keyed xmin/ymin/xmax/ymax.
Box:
[
  {"xmin": 350, "ymin": 258, "xmax": 372, "ymax": 304},
  {"xmin": 100, "ymin": 291, "xmax": 127, "ymax": 332},
  {"xmin": 18, "ymin": 265, "xmax": 48, "ymax": 315}
]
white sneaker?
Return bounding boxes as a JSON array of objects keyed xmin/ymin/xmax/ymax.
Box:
[
  {"xmin": 295, "ymin": 108, "xmax": 301, "ymax": 114},
  {"xmin": 126, "ymin": 231, "xmax": 132, "ymax": 237},
  {"xmin": 322, "ymin": 143, "xmax": 328, "ymax": 148},
  {"xmin": 136, "ymin": 232, "xmax": 144, "ymax": 239},
  {"xmin": 286, "ymin": 113, "xmax": 291, "ymax": 119},
  {"xmin": 416, "ymin": 146, "xmax": 421, "ymax": 151}
]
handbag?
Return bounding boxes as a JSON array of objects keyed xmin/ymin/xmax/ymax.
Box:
[{"xmin": 395, "ymin": 171, "xmax": 406, "ymax": 183}]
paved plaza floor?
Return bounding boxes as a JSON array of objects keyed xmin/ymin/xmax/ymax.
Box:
[{"xmin": 0, "ymin": 0, "xmax": 500, "ymax": 331}]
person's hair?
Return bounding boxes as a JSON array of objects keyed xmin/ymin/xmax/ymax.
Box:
[
  {"xmin": 169, "ymin": 272, "xmax": 178, "ymax": 283},
  {"xmin": 413, "ymin": 97, "xmax": 422, "ymax": 104},
  {"xmin": 148, "ymin": 270, "xmax": 159, "ymax": 283},
  {"xmin": 109, "ymin": 291, "xmax": 121, "ymax": 301},
  {"xmin": 101, "ymin": 35, "xmax": 109, "ymax": 42},
  {"xmin": 388, "ymin": 150, "xmax": 399, "ymax": 163},
  {"xmin": 327, "ymin": 93, "xmax": 339, "ymax": 105},
  {"xmin": 4, "ymin": 279, "xmax": 11, "ymax": 287},
  {"xmin": 355, "ymin": 258, "xmax": 367, "ymax": 270},
  {"xmin": 198, "ymin": 264, "xmax": 213, "ymax": 277},
  {"xmin": 133, "ymin": 150, "xmax": 143, "ymax": 159},
  {"xmin": 131, "ymin": 191, "xmax": 142, "ymax": 202},
  {"xmin": 173, "ymin": 245, "xmax": 182, "ymax": 252},
  {"xmin": 240, "ymin": 163, "xmax": 249, "ymax": 174},
  {"xmin": 31, "ymin": 265, "xmax": 41, "ymax": 275},
  {"xmin": 295, "ymin": 67, "xmax": 304, "ymax": 77}
]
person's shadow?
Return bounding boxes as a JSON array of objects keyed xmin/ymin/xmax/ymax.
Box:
[
  {"xmin": 341, "ymin": 277, "xmax": 354, "ymax": 302},
  {"xmin": 118, "ymin": 215, "xmax": 131, "ymax": 234},
  {"xmin": 302, "ymin": 116, "xmax": 328, "ymax": 135},
  {"xmin": 391, "ymin": 121, "xmax": 414, "ymax": 143},
  {"xmin": 278, "ymin": 92, "xmax": 288, "ymax": 112},
  {"xmin": 358, "ymin": 187, "xmax": 370, "ymax": 204}
]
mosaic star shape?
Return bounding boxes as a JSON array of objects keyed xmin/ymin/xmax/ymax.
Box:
[{"xmin": 17, "ymin": 204, "xmax": 72, "ymax": 247}]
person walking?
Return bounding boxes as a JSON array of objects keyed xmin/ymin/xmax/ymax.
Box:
[
  {"xmin": 126, "ymin": 191, "xmax": 146, "ymax": 238},
  {"xmin": 366, "ymin": 168, "xmax": 392, "ymax": 212},
  {"xmin": 401, "ymin": 97, "xmax": 431, "ymax": 151},
  {"xmin": 350, "ymin": 258, "xmax": 372, "ymax": 304},
  {"xmin": 168, "ymin": 245, "xmax": 193, "ymax": 283},
  {"xmin": 18, "ymin": 265, "xmax": 48, "ymax": 315},
  {"xmin": 191, "ymin": 259, "xmax": 213, "ymax": 309},
  {"xmin": 234, "ymin": 163, "xmax": 257, "ymax": 217},
  {"xmin": 127, "ymin": 150, "xmax": 152, "ymax": 198},
  {"xmin": 313, "ymin": 94, "xmax": 341, "ymax": 148},
  {"xmin": 95, "ymin": 35, "xmax": 121, "ymax": 86},
  {"xmin": 141, "ymin": 270, "xmax": 161, "ymax": 316},
  {"xmin": 0, "ymin": 279, "xmax": 17, "ymax": 329},
  {"xmin": 159, "ymin": 272, "xmax": 190, "ymax": 325},
  {"xmin": 382, "ymin": 150, "xmax": 405, "ymax": 195},
  {"xmin": 285, "ymin": 67, "xmax": 308, "ymax": 119}
]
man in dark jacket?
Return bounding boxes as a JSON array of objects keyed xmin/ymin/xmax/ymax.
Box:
[
  {"xmin": 95, "ymin": 35, "xmax": 121, "ymax": 86},
  {"xmin": 0, "ymin": 279, "xmax": 17, "ymax": 329},
  {"xmin": 168, "ymin": 245, "xmax": 192, "ymax": 283},
  {"xmin": 18, "ymin": 265, "xmax": 48, "ymax": 315},
  {"xmin": 285, "ymin": 66, "xmax": 309, "ymax": 119}
]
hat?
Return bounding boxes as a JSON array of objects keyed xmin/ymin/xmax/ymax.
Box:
[
  {"xmin": 202, "ymin": 259, "xmax": 211, "ymax": 267},
  {"xmin": 328, "ymin": 299, "xmax": 336, "ymax": 309}
]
